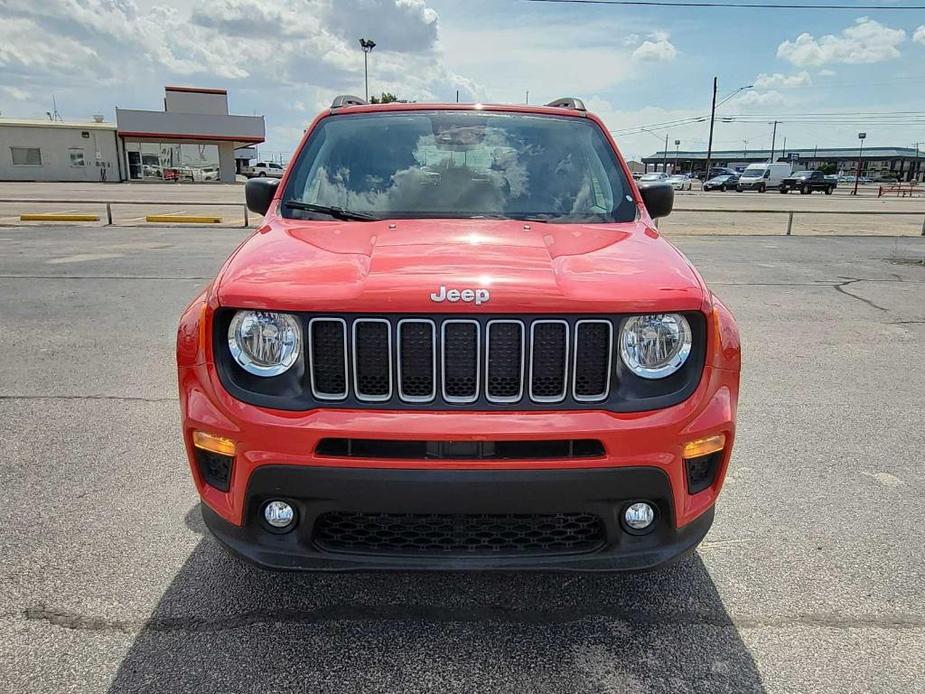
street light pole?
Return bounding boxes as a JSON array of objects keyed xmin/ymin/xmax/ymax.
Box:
[
  {"xmin": 913, "ymin": 141, "xmax": 922, "ymax": 183},
  {"xmin": 358, "ymin": 38, "xmax": 376, "ymax": 101},
  {"xmin": 743, "ymin": 139, "xmax": 748, "ymax": 159},
  {"xmin": 674, "ymin": 139, "xmax": 680, "ymax": 174},
  {"xmin": 853, "ymin": 132, "xmax": 866, "ymax": 196}
]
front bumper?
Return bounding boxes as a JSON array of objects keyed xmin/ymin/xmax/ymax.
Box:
[{"xmin": 202, "ymin": 465, "xmax": 715, "ymax": 571}]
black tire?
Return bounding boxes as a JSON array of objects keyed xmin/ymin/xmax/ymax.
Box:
[
  {"xmin": 824, "ymin": 186, "xmax": 833, "ymax": 195},
  {"xmin": 258, "ymin": 172, "xmax": 266, "ymax": 177},
  {"xmin": 720, "ymin": 185, "xmax": 726, "ymax": 192},
  {"xmin": 779, "ymin": 187, "xmax": 788, "ymax": 194},
  {"xmin": 758, "ymin": 184, "xmax": 766, "ymax": 193},
  {"xmin": 800, "ymin": 184, "xmax": 810, "ymax": 194}
]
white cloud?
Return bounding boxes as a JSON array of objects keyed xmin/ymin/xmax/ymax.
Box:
[
  {"xmin": 735, "ymin": 90, "xmax": 786, "ymax": 107},
  {"xmin": 754, "ymin": 71, "xmax": 811, "ymax": 89},
  {"xmin": 777, "ymin": 18, "xmax": 906, "ymax": 66},
  {"xmin": 914, "ymin": 25, "xmax": 925, "ymax": 44},
  {"xmin": 631, "ymin": 32, "xmax": 677, "ymax": 62},
  {"xmin": 0, "ymin": 0, "xmax": 476, "ymax": 151}
]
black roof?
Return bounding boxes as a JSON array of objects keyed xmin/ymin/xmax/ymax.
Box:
[{"xmin": 642, "ymin": 146, "xmax": 922, "ymax": 162}]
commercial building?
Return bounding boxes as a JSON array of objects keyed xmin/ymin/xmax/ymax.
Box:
[
  {"xmin": 642, "ymin": 146, "xmax": 924, "ymax": 182},
  {"xmin": 0, "ymin": 118, "xmax": 121, "ymax": 182},
  {"xmin": 1, "ymin": 86, "xmax": 265, "ymax": 183}
]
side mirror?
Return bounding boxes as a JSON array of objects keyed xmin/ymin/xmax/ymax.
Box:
[
  {"xmin": 245, "ymin": 177, "xmax": 280, "ymax": 215},
  {"xmin": 638, "ymin": 181, "xmax": 674, "ymax": 219}
]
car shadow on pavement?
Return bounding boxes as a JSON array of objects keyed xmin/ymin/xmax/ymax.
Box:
[{"xmin": 107, "ymin": 506, "xmax": 764, "ymax": 693}]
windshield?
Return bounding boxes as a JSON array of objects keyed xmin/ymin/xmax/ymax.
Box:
[
  {"xmin": 640, "ymin": 173, "xmax": 664, "ymax": 181},
  {"xmin": 281, "ymin": 111, "xmax": 636, "ymax": 223},
  {"xmin": 742, "ymin": 168, "xmax": 766, "ymax": 178},
  {"xmin": 668, "ymin": 175, "xmax": 686, "ymax": 180},
  {"xmin": 794, "ymin": 171, "xmax": 813, "ymax": 177}
]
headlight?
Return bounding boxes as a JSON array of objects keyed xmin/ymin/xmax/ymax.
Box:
[
  {"xmin": 620, "ymin": 313, "xmax": 692, "ymax": 379},
  {"xmin": 228, "ymin": 310, "xmax": 302, "ymax": 377}
]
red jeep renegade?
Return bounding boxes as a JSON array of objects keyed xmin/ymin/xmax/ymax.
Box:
[{"xmin": 177, "ymin": 97, "xmax": 741, "ymax": 571}]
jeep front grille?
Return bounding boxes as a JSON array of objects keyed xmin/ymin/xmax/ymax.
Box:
[
  {"xmin": 307, "ymin": 316, "xmax": 614, "ymax": 407},
  {"xmin": 313, "ymin": 511, "xmax": 606, "ymax": 556}
]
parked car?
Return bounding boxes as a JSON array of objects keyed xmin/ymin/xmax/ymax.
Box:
[
  {"xmin": 638, "ymin": 172, "xmax": 668, "ymax": 183},
  {"xmin": 177, "ymin": 95, "xmax": 741, "ymax": 572},
  {"xmin": 737, "ymin": 162, "xmax": 792, "ymax": 192},
  {"xmin": 244, "ymin": 162, "xmax": 286, "ymax": 178},
  {"xmin": 778, "ymin": 170, "xmax": 835, "ymax": 195},
  {"xmin": 696, "ymin": 167, "xmax": 737, "ymax": 181},
  {"xmin": 703, "ymin": 174, "xmax": 740, "ymax": 192},
  {"xmin": 666, "ymin": 174, "xmax": 692, "ymax": 191}
]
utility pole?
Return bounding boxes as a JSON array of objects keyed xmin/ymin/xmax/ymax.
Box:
[
  {"xmin": 674, "ymin": 139, "xmax": 681, "ymax": 174},
  {"xmin": 769, "ymin": 121, "xmax": 780, "ymax": 161},
  {"xmin": 782, "ymin": 136, "xmax": 787, "ymax": 159},
  {"xmin": 525, "ymin": 90, "xmax": 529, "ymax": 104},
  {"xmin": 704, "ymin": 76, "xmax": 717, "ymax": 180},
  {"xmin": 663, "ymin": 131, "xmax": 669, "ymax": 173},
  {"xmin": 852, "ymin": 132, "xmax": 866, "ymax": 196},
  {"xmin": 743, "ymin": 139, "xmax": 748, "ymax": 159},
  {"xmin": 359, "ymin": 38, "xmax": 376, "ymax": 101}
]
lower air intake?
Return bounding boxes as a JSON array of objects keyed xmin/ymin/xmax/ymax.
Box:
[{"xmin": 313, "ymin": 511, "xmax": 605, "ymax": 556}]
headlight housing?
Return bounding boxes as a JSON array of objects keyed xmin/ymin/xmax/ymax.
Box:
[
  {"xmin": 620, "ymin": 313, "xmax": 692, "ymax": 379},
  {"xmin": 227, "ymin": 310, "xmax": 302, "ymax": 377}
]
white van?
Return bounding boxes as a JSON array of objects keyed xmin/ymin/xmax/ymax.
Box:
[{"xmin": 737, "ymin": 162, "xmax": 792, "ymax": 192}]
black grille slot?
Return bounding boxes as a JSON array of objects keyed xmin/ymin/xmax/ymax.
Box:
[
  {"xmin": 443, "ymin": 321, "xmax": 479, "ymax": 402},
  {"xmin": 530, "ymin": 321, "xmax": 568, "ymax": 401},
  {"xmin": 486, "ymin": 321, "xmax": 523, "ymax": 401},
  {"xmin": 574, "ymin": 321, "xmax": 612, "ymax": 400},
  {"xmin": 316, "ymin": 438, "xmax": 605, "ymax": 459},
  {"xmin": 194, "ymin": 449, "xmax": 233, "ymax": 492},
  {"xmin": 353, "ymin": 320, "xmax": 391, "ymax": 399},
  {"xmin": 314, "ymin": 511, "xmax": 605, "ymax": 556},
  {"xmin": 685, "ymin": 452, "xmax": 722, "ymax": 494},
  {"xmin": 309, "ymin": 319, "xmax": 347, "ymax": 398},
  {"xmin": 398, "ymin": 320, "xmax": 435, "ymax": 401}
]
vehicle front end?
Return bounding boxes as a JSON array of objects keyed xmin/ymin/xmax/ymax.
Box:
[{"xmin": 177, "ymin": 101, "xmax": 741, "ymax": 572}]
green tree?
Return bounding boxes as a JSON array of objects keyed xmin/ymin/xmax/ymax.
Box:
[{"xmin": 369, "ymin": 92, "xmax": 400, "ymax": 104}]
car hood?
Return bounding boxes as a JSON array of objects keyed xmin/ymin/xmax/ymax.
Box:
[{"xmin": 215, "ymin": 217, "xmax": 707, "ymax": 314}]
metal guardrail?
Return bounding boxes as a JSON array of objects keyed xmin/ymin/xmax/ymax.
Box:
[
  {"xmin": 2, "ymin": 198, "xmax": 925, "ymax": 235},
  {"xmin": 672, "ymin": 207, "xmax": 925, "ymax": 236},
  {"xmin": 0, "ymin": 198, "xmax": 252, "ymax": 227}
]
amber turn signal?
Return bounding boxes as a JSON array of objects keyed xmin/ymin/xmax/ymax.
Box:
[
  {"xmin": 192, "ymin": 430, "xmax": 236, "ymax": 457},
  {"xmin": 682, "ymin": 434, "xmax": 726, "ymax": 459}
]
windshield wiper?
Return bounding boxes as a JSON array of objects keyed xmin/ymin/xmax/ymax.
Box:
[{"xmin": 282, "ymin": 200, "xmax": 379, "ymax": 221}]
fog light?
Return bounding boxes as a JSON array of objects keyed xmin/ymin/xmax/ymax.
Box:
[
  {"xmin": 263, "ymin": 500, "xmax": 295, "ymax": 529},
  {"xmin": 624, "ymin": 502, "xmax": 655, "ymax": 530}
]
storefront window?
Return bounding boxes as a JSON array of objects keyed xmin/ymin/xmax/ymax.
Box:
[{"xmin": 125, "ymin": 141, "xmax": 220, "ymax": 182}]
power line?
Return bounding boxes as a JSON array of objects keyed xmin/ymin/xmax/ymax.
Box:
[{"xmin": 525, "ymin": 0, "xmax": 925, "ymax": 9}]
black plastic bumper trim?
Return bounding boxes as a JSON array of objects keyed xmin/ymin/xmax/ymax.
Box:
[{"xmin": 201, "ymin": 465, "xmax": 714, "ymax": 572}]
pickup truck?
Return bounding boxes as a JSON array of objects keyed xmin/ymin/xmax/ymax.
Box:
[
  {"xmin": 779, "ymin": 170, "xmax": 835, "ymax": 195},
  {"xmin": 243, "ymin": 162, "xmax": 286, "ymax": 179}
]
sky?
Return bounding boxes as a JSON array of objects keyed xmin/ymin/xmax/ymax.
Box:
[{"xmin": 1, "ymin": 0, "xmax": 923, "ymax": 162}]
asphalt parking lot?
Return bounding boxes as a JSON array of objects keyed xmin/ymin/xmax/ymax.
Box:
[{"xmin": 1, "ymin": 226, "xmax": 923, "ymax": 693}]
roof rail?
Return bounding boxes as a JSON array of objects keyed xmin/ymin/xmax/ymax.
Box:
[
  {"xmin": 545, "ymin": 97, "xmax": 586, "ymax": 111},
  {"xmin": 331, "ymin": 95, "xmax": 368, "ymax": 109}
]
